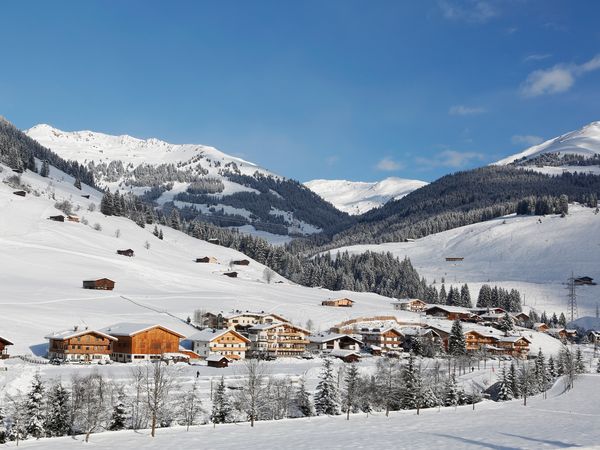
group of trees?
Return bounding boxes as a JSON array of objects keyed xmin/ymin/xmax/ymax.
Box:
[
  {"xmin": 476, "ymin": 284, "xmax": 522, "ymax": 312},
  {"xmin": 527, "ymin": 310, "xmax": 567, "ymax": 328},
  {"xmin": 516, "ymin": 195, "xmax": 569, "ymax": 216}
]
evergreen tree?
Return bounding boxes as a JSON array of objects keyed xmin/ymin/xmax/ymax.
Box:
[
  {"xmin": 460, "ymin": 284, "xmax": 472, "ymax": 308},
  {"xmin": 477, "ymin": 284, "xmax": 492, "ymax": 307},
  {"xmin": 45, "ymin": 382, "xmax": 71, "ymax": 437},
  {"xmin": 447, "ymin": 286, "xmax": 460, "ymax": 307},
  {"xmin": 541, "ymin": 311, "xmax": 549, "ymax": 325},
  {"xmin": 158, "ymin": 229, "xmax": 164, "ymax": 240},
  {"xmin": 399, "ymin": 355, "xmax": 422, "ymax": 411},
  {"xmin": 343, "ymin": 364, "xmax": 360, "ymax": 419},
  {"xmin": 558, "ymin": 313, "xmax": 567, "ymax": 328},
  {"xmin": 100, "ymin": 191, "xmax": 114, "ymax": 215},
  {"xmin": 498, "ymin": 313, "xmax": 514, "ymax": 335},
  {"xmin": 294, "ymin": 378, "xmax": 314, "ymax": 417},
  {"xmin": 438, "ymin": 284, "xmax": 447, "ymax": 305},
  {"xmin": 153, "ymin": 225, "xmax": 160, "ymax": 238},
  {"xmin": 551, "ymin": 313, "xmax": 558, "ymax": 326},
  {"xmin": 169, "ymin": 209, "xmax": 182, "ymax": 231},
  {"xmin": 548, "ymin": 356, "xmax": 558, "ymax": 378},
  {"xmin": 314, "ymin": 358, "xmax": 340, "ymax": 416},
  {"xmin": 74, "ymin": 177, "xmax": 82, "ymax": 190},
  {"xmin": 24, "ymin": 374, "xmax": 45, "ymax": 439},
  {"xmin": 443, "ymin": 376, "xmax": 460, "ymax": 407},
  {"xmin": 596, "ymin": 359, "xmax": 600, "ymax": 374},
  {"xmin": 0, "ymin": 405, "xmax": 6, "ymax": 444},
  {"xmin": 575, "ymin": 348, "xmax": 586, "ymax": 374},
  {"xmin": 534, "ymin": 349, "xmax": 548, "ymax": 392},
  {"xmin": 108, "ymin": 394, "xmax": 127, "ymax": 431},
  {"xmin": 40, "ymin": 160, "xmax": 50, "ymax": 178},
  {"xmin": 448, "ymin": 320, "xmax": 466, "ymax": 356},
  {"xmin": 507, "ymin": 362, "xmax": 520, "ymax": 399},
  {"xmin": 211, "ymin": 377, "xmax": 232, "ymax": 424},
  {"xmin": 497, "ymin": 367, "xmax": 512, "ymax": 401}
]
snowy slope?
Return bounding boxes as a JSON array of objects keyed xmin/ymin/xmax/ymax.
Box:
[
  {"xmin": 0, "ymin": 162, "xmax": 422, "ymax": 355},
  {"xmin": 495, "ymin": 121, "xmax": 600, "ymax": 165},
  {"xmin": 304, "ymin": 177, "xmax": 428, "ymax": 215},
  {"xmin": 332, "ymin": 206, "xmax": 600, "ymax": 317}
]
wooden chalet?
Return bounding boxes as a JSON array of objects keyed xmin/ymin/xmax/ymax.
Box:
[
  {"xmin": 494, "ymin": 336, "xmax": 531, "ymax": 358},
  {"xmin": 196, "ymin": 256, "xmax": 217, "ymax": 263},
  {"xmin": 206, "ymin": 355, "xmax": 231, "ymax": 368},
  {"xmin": 232, "ymin": 259, "xmax": 250, "ymax": 266},
  {"xmin": 445, "ymin": 257, "xmax": 464, "ymax": 262},
  {"xmin": 308, "ymin": 332, "xmax": 362, "ymax": 353},
  {"xmin": 48, "ymin": 215, "xmax": 65, "ymax": 222},
  {"xmin": 189, "ymin": 328, "xmax": 251, "ymax": 360},
  {"xmin": 45, "ymin": 326, "xmax": 116, "ymax": 362},
  {"xmin": 83, "ymin": 278, "xmax": 115, "ymax": 290},
  {"xmin": 329, "ymin": 349, "xmax": 361, "ymax": 363},
  {"xmin": 425, "ymin": 305, "xmax": 477, "ymax": 322},
  {"xmin": 200, "ymin": 311, "xmax": 289, "ymax": 331},
  {"xmin": 0, "ymin": 336, "xmax": 13, "ymax": 359},
  {"xmin": 223, "ymin": 271, "xmax": 238, "ymax": 278},
  {"xmin": 116, "ymin": 249, "xmax": 135, "ymax": 257},
  {"xmin": 247, "ymin": 322, "xmax": 310, "ymax": 357},
  {"xmin": 549, "ymin": 328, "xmax": 578, "ymax": 342},
  {"xmin": 321, "ymin": 298, "xmax": 355, "ymax": 308},
  {"xmin": 359, "ymin": 327, "xmax": 404, "ymax": 353},
  {"xmin": 574, "ymin": 276, "xmax": 596, "ymax": 286},
  {"xmin": 67, "ymin": 215, "xmax": 80, "ymax": 223},
  {"xmin": 587, "ymin": 330, "xmax": 600, "ymax": 344},
  {"xmin": 208, "ymin": 238, "xmax": 220, "ymax": 245},
  {"xmin": 392, "ymin": 298, "xmax": 428, "ymax": 312},
  {"xmin": 100, "ymin": 323, "xmax": 186, "ymax": 363},
  {"xmin": 13, "ymin": 190, "xmax": 26, "ymax": 197},
  {"xmin": 513, "ymin": 312, "xmax": 530, "ymax": 323},
  {"xmin": 534, "ymin": 322, "xmax": 549, "ymax": 333}
]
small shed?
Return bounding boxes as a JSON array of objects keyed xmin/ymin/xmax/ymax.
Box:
[
  {"xmin": 12, "ymin": 168, "xmax": 23, "ymax": 174},
  {"xmin": 13, "ymin": 190, "xmax": 26, "ymax": 197},
  {"xmin": 81, "ymin": 194, "xmax": 90, "ymax": 199},
  {"xmin": 196, "ymin": 256, "xmax": 217, "ymax": 263},
  {"xmin": 83, "ymin": 278, "xmax": 115, "ymax": 290},
  {"xmin": 223, "ymin": 272, "xmax": 238, "ymax": 278},
  {"xmin": 207, "ymin": 355, "xmax": 231, "ymax": 368},
  {"xmin": 445, "ymin": 257, "xmax": 464, "ymax": 262},
  {"xmin": 67, "ymin": 215, "xmax": 80, "ymax": 223},
  {"xmin": 329, "ymin": 349, "xmax": 361, "ymax": 363},
  {"xmin": 0, "ymin": 335, "xmax": 13, "ymax": 359},
  {"xmin": 117, "ymin": 249, "xmax": 135, "ymax": 257},
  {"xmin": 322, "ymin": 298, "xmax": 354, "ymax": 308},
  {"xmin": 232, "ymin": 259, "xmax": 250, "ymax": 266},
  {"xmin": 48, "ymin": 215, "xmax": 66, "ymax": 222},
  {"xmin": 574, "ymin": 276, "xmax": 596, "ymax": 286},
  {"xmin": 208, "ymin": 238, "xmax": 220, "ymax": 245}
]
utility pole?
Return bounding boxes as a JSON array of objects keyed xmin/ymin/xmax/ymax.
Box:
[{"xmin": 567, "ymin": 272, "xmax": 578, "ymax": 323}]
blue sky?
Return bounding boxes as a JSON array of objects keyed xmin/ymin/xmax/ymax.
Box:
[{"xmin": 1, "ymin": 0, "xmax": 600, "ymax": 182}]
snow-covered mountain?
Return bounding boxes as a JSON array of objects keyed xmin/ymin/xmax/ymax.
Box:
[
  {"xmin": 495, "ymin": 121, "xmax": 600, "ymax": 172},
  {"xmin": 304, "ymin": 177, "xmax": 428, "ymax": 215},
  {"xmin": 25, "ymin": 124, "xmax": 351, "ymax": 238}
]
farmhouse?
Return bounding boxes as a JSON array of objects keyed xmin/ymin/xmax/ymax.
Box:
[
  {"xmin": 399, "ymin": 327, "xmax": 442, "ymax": 352},
  {"xmin": 548, "ymin": 328, "xmax": 578, "ymax": 342},
  {"xmin": 189, "ymin": 328, "xmax": 250, "ymax": 360},
  {"xmin": 0, "ymin": 336, "xmax": 13, "ymax": 359},
  {"xmin": 587, "ymin": 330, "xmax": 600, "ymax": 344},
  {"xmin": 425, "ymin": 305, "xmax": 478, "ymax": 322},
  {"xmin": 495, "ymin": 336, "xmax": 531, "ymax": 358},
  {"xmin": 513, "ymin": 312, "xmax": 530, "ymax": 324},
  {"xmin": 45, "ymin": 326, "xmax": 116, "ymax": 362},
  {"xmin": 392, "ymin": 298, "xmax": 428, "ymax": 312},
  {"xmin": 83, "ymin": 278, "xmax": 115, "ymax": 290},
  {"xmin": 329, "ymin": 349, "xmax": 361, "ymax": 363},
  {"xmin": 247, "ymin": 322, "xmax": 310, "ymax": 357},
  {"xmin": 574, "ymin": 276, "xmax": 596, "ymax": 286},
  {"xmin": 196, "ymin": 256, "xmax": 217, "ymax": 263},
  {"xmin": 359, "ymin": 327, "xmax": 404, "ymax": 353},
  {"xmin": 100, "ymin": 323, "xmax": 185, "ymax": 363},
  {"xmin": 117, "ymin": 249, "xmax": 135, "ymax": 257},
  {"xmin": 321, "ymin": 298, "xmax": 355, "ymax": 307},
  {"xmin": 308, "ymin": 332, "xmax": 362, "ymax": 354},
  {"xmin": 199, "ymin": 311, "xmax": 289, "ymax": 331}
]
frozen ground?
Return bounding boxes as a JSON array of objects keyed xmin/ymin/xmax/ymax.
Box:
[
  {"xmin": 9, "ymin": 374, "xmax": 600, "ymax": 449},
  {"xmin": 333, "ymin": 205, "xmax": 600, "ymax": 317}
]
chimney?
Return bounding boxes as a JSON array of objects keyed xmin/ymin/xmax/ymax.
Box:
[{"xmin": 73, "ymin": 325, "xmax": 78, "ymax": 331}]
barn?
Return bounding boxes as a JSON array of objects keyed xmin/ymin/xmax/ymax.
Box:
[
  {"xmin": 206, "ymin": 355, "xmax": 232, "ymax": 368},
  {"xmin": 321, "ymin": 298, "xmax": 355, "ymax": 307},
  {"xmin": 83, "ymin": 278, "xmax": 115, "ymax": 290},
  {"xmin": 0, "ymin": 336, "xmax": 13, "ymax": 359},
  {"xmin": 48, "ymin": 215, "xmax": 66, "ymax": 222},
  {"xmin": 232, "ymin": 259, "xmax": 250, "ymax": 266},
  {"xmin": 117, "ymin": 249, "xmax": 135, "ymax": 257},
  {"xmin": 196, "ymin": 256, "xmax": 217, "ymax": 263},
  {"xmin": 223, "ymin": 271, "xmax": 238, "ymax": 278}
]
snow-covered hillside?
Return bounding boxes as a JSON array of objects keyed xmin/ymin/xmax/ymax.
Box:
[
  {"xmin": 305, "ymin": 177, "xmax": 427, "ymax": 215},
  {"xmin": 495, "ymin": 121, "xmax": 600, "ymax": 166},
  {"xmin": 332, "ymin": 206, "xmax": 600, "ymax": 317},
  {"xmin": 25, "ymin": 124, "xmax": 347, "ymax": 238},
  {"xmin": 0, "ymin": 162, "xmax": 419, "ymax": 355}
]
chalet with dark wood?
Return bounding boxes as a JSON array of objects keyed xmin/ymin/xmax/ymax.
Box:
[
  {"xmin": 425, "ymin": 305, "xmax": 478, "ymax": 322},
  {"xmin": 329, "ymin": 349, "xmax": 361, "ymax": 363},
  {"xmin": 232, "ymin": 259, "xmax": 250, "ymax": 266},
  {"xmin": 534, "ymin": 322, "xmax": 549, "ymax": 333},
  {"xmin": 48, "ymin": 215, "xmax": 65, "ymax": 222},
  {"xmin": 208, "ymin": 238, "xmax": 220, "ymax": 245},
  {"xmin": 548, "ymin": 327, "xmax": 578, "ymax": 342},
  {"xmin": 359, "ymin": 327, "xmax": 404, "ymax": 353},
  {"xmin": 445, "ymin": 257, "xmax": 464, "ymax": 262},
  {"xmin": 247, "ymin": 322, "xmax": 310, "ymax": 357},
  {"xmin": 223, "ymin": 271, "xmax": 238, "ymax": 278},
  {"xmin": 117, "ymin": 249, "xmax": 135, "ymax": 257},
  {"xmin": 392, "ymin": 298, "xmax": 428, "ymax": 312},
  {"xmin": 13, "ymin": 190, "xmax": 26, "ymax": 197},
  {"xmin": 83, "ymin": 278, "xmax": 115, "ymax": 290},
  {"xmin": 100, "ymin": 323, "xmax": 186, "ymax": 363},
  {"xmin": 513, "ymin": 312, "xmax": 530, "ymax": 324},
  {"xmin": 574, "ymin": 276, "xmax": 596, "ymax": 286},
  {"xmin": 587, "ymin": 330, "xmax": 600, "ymax": 344},
  {"xmin": 308, "ymin": 332, "xmax": 362, "ymax": 354},
  {"xmin": 45, "ymin": 326, "xmax": 116, "ymax": 362},
  {"xmin": 196, "ymin": 256, "xmax": 217, "ymax": 263},
  {"xmin": 0, "ymin": 336, "xmax": 13, "ymax": 359},
  {"xmin": 206, "ymin": 355, "xmax": 231, "ymax": 368},
  {"xmin": 322, "ymin": 298, "xmax": 355, "ymax": 308},
  {"xmin": 81, "ymin": 194, "xmax": 90, "ymax": 199}
]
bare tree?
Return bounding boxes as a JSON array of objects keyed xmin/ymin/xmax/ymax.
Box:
[
  {"xmin": 72, "ymin": 373, "xmax": 109, "ymax": 443},
  {"xmin": 236, "ymin": 359, "xmax": 269, "ymax": 427},
  {"xmin": 145, "ymin": 360, "xmax": 174, "ymax": 437},
  {"xmin": 129, "ymin": 367, "xmax": 148, "ymax": 430},
  {"xmin": 263, "ymin": 267, "xmax": 276, "ymax": 284},
  {"xmin": 178, "ymin": 379, "xmax": 203, "ymax": 431}
]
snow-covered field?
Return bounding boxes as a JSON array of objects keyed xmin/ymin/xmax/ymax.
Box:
[
  {"xmin": 305, "ymin": 177, "xmax": 427, "ymax": 215},
  {"xmin": 333, "ymin": 206, "xmax": 600, "ymax": 317},
  {"xmin": 10, "ymin": 374, "xmax": 600, "ymax": 449}
]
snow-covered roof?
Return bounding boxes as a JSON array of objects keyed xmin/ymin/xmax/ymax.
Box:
[
  {"xmin": 100, "ymin": 322, "xmax": 185, "ymax": 338},
  {"xmin": 359, "ymin": 326, "xmax": 403, "ymax": 336},
  {"xmin": 206, "ymin": 354, "xmax": 231, "ymax": 362},
  {"xmin": 0, "ymin": 335, "xmax": 13, "ymax": 345},
  {"xmin": 309, "ymin": 332, "xmax": 362, "ymax": 344},
  {"xmin": 329, "ymin": 349, "xmax": 361, "ymax": 358},
  {"xmin": 498, "ymin": 336, "xmax": 531, "ymax": 343},
  {"xmin": 249, "ymin": 322, "xmax": 310, "ymax": 333},
  {"xmin": 426, "ymin": 305, "xmax": 474, "ymax": 314},
  {"xmin": 45, "ymin": 327, "xmax": 117, "ymax": 341},
  {"xmin": 188, "ymin": 328, "xmax": 250, "ymax": 343},
  {"xmin": 393, "ymin": 298, "xmax": 425, "ymax": 305}
]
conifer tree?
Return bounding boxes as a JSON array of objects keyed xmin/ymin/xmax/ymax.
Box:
[
  {"xmin": 108, "ymin": 393, "xmax": 127, "ymax": 431},
  {"xmin": 507, "ymin": 362, "xmax": 520, "ymax": 399},
  {"xmin": 40, "ymin": 160, "xmax": 50, "ymax": 177},
  {"xmin": 575, "ymin": 348, "xmax": 586, "ymax": 374},
  {"xmin": 158, "ymin": 229, "xmax": 164, "ymax": 240},
  {"xmin": 477, "ymin": 284, "xmax": 492, "ymax": 307},
  {"xmin": 24, "ymin": 374, "xmax": 45, "ymax": 439},
  {"xmin": 0, "ymin": 405, "xmax": 6, "ymax": 444},
  {"xmin": 498, "ymin": 313, "xmax": 514, "ymax": 335},
  {"xmin": 211, "ymin": 377, "xmax": 231, "ymax": 425},
  {"xmin": 558, "ymin": 313, "xmax": 567, "ymax": 328},
  {"xmin": 294, "ymin": 378, "xmax": 314, "ymax": 418},
  {"xmin": 460, "ymin": 284, "xmax": 472, "ymax": 308},
  {"xmin": 448, "ymin": 320, "xmax": 466, "ymax": 356},
  {"xmin": 314, "ymin": 358, "xmax": 340, "ymax": 416},
  {"xmin": 596, "ymin": 359, "xmax": 600, "ymax": 374},
  {"xmin": 439, "ymin": 284, "xmax": 447, "ymax": 305},
  {"xmin": 399, "ymin": 355, "xmax": 422, "ymax": 411},
  {"xmin": 343, "ymin": 364, "xmax": 360, "ymax": 420},
  {"xmin": 443, "ymin": 376, "xmax": 460, "ymax": 407},
  {"xmin": 497, "ymin": 367, "xmax": 512, "ymax": 401},
  {"xmin": 548, "ymin": 356, "xmax": 558, "ymax": 379},
  {"xmin": 74, "ymin": 177, "xmax": 82, "ymax": 190},
  {"xmin": 45, "ymin": 382, "xmax": 71, "ymax": 437}
]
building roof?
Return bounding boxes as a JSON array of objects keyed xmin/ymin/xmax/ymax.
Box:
[
  {"xmin": 0, "ymin": 336, "xmax": 13, "ymax": 346},
  {"xmin": 359, "ymin": 326, "xmax": 404, "ymax": 336},
  {"xmin": 45, "ymin": 327, "xmax": 117, "ymax": 341},
  {"xmin": 426, "ymin": 305, "xmax": 474, "ymax": 314},
  {"xmin": 309, "ymin": 332, "xmax": 362, "ymax": 344},
  {"xmin": 497, "ymin": 336, "xmax": 531, "ymax": 344},
  {"xmin": 329, "ymin": 349, "xmax": 361, "ymax": 358},
  {"xmin": 206, "ymin": 354, "xmax": 232, "ymax": 362},
  {"xmin": 220, "ymin": 310, "xmax": 288, "ymax": 322},
  {"xmin": 100, "ymin": 323, "xmax": 186, "ymax": 338},
  {"xmin": 188, "ymin": 328, "xmax": 250, "ymax": 343},
  {"xmin": 248, "ymin": 322, "xmax": 310, "ymax": 334},
  {"xmin": 393, "ymin": 298, "xmax": 426, "ymax": 305}
]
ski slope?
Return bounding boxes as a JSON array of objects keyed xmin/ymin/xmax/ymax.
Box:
[
  {"xmin": 333, "ymin": 206, "xmax": 600, "ymax": 317},
  {"xmin": 305, "ymin": 177, "xmax": 427, "ymax": 215},
  {"xmin": 15, "ymin": 375, "xmax": 600, "ymax": 449},
  {"xmin": 0, "ymin": 163, "xmax": 423, "ymax": 355}
]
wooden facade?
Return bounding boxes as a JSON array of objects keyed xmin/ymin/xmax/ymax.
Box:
[
  {"xmin": 67, "ymin": 215, "xmax": 80, "ymax": 223},
  {"xmin": 196, "ymin": 256, "xmax": 217, "ymax": 263},
  {"xmin": 0, "ymin": 336, "xmax": 13, "ymax": 359},
  {"xmin": 48, "ymin": 215, "xmax": 65, "ymax": 222},
  {"xmin": 13, "ymin": 190, "xmax": 26, "ymax": 197},
  {"xmin": 46, "ymin": 328, "xmax": 116, "ymax": 362},
  {"xmin": 322, "ymin": 298, "xmax": 355, "ymax": 307},
  {"xmin": 117, "ymin": 249, "xmax": 135, "ymax": 257},
  {"xmin": 392, "ymin": 299, "xmax": 428, "ymax": 312},
  {"xmin": 247, "ymin": 322, "xmax": 310, "ymax": 357},
  {"xmin": 359, "ymin": 327, "xmax": 404, "ymax": 353},
  {"xmin": 425, "ymin": 305, "xmax": 475, "ymax": 321},
  {"xmin": 207, "ymin": 355, "xmax": 231, "ymax": 368},
  {"xmin": 190, "ymin": 328, "xmax": 250, "ymax": 360},
  {"xmin": 102, "ymin": 324, "xmax": 185, "ymax": 362},
  {"xmin": 223, "ymin": 271, "xmax": 238, "ymax": 278},
  {"xmin": 83, "ymin": 278, "xmax": 115, "ymax": 290},
  {"xmin": 232, "ymin": 259, "xmax": 250, "ymax": 266}
]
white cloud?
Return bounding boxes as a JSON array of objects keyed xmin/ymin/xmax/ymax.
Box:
[
  {"xmin": 325, "ymin": 155, "xmax": 339, "ymax": 166},
  {"xmin": 449, "ymin": 105, "xmax": 486, "ymax": 116},
  {"xmin": 438, "ymin": 0, "xmax": 498, "ymax": 23},
  {"xmin": 521, "ymin": 54, "xmax": 600, "ymax": 97},
  {"xmin": 511, "ymin": 135, "xmax": 544, "ymax": 146},
  {"xmin": 524, "ymin": 54, "xmax": 552, "ymax": 62},
  {"xmin": 416, "ymin": 150, "xmax": 485, "ymax": 169},
  {"xmin": 375, "ymin": 157, "xmax": 403, "ymax": 171}
]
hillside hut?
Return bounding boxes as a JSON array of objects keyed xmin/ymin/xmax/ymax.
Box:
[
  {"xmin": 223, "ymin": 272, "xmax": 238, "ymax": 278},
  {"xmin": 208, "ymin": 238, "xmax": 220, "ymax": 245},
  {"xmin": 206, "ymin": 355, "xmax": 231, "ymax": 368},
  {"xmin": 13, "ymin": 190, "xmax": 26, "ymax": 197},
  {"xmin": 445, "ymin": 257, "xmax": 464, "ymax": 262},
  {"xmin": 232, "ymin": 259, "xmax": 250, "ymax": 266},
  {"xmin": 196, "ymin": 256, "xmax": 217, "ymax": 263},
  {"xmin": 83, "ymin": 278, "xmax": 115, "ymax": 290},
  {"xmin": 81, "ymin": 194, "xmax": 90, "ymax": 199},
  {"xmin": 117, "ymin": 249, "xmax": 135, "ymax": 257},
  {"xmin": 67, "ymin": 215, "xmax": 80, "ymax": 223},
  {"xmin": 48, "ymin": 215, "xmax": 65, "ymax": 222},
  {"xmin": 0, "ymin": 336, "xmax": 13, "ymax": 359},
  {"xmin": 574, "ymin": 276, "xmax": 596, "ymax": 286},
  {"xmin": 322, "ymin": 298, "xmax": 354, "ymax": 307}
]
